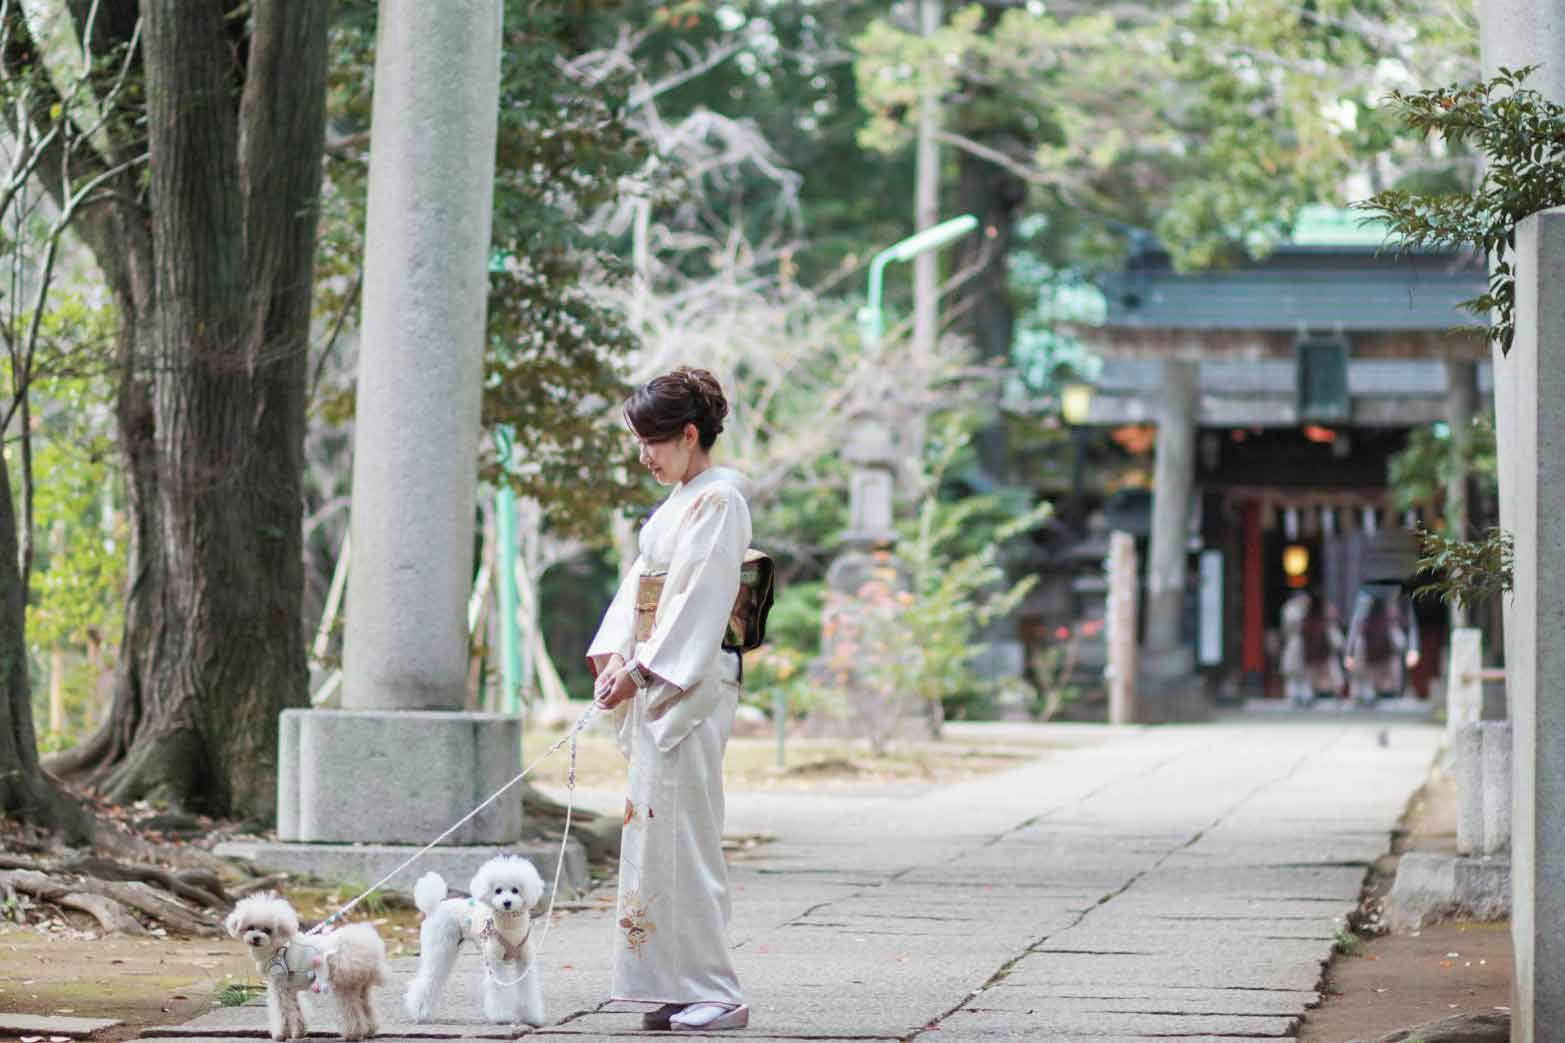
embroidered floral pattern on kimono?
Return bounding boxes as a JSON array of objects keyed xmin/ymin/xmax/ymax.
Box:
[
  {"xmin": 618, "ymin": 891, "xmax": 657, "ymax": 957},
  {"xmin": 622, "ymin": 798, "xmax": 656, "ymax": 827}
]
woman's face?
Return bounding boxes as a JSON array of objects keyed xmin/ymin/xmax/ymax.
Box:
[{"xmin": 636, "ymin": 423, "xmax": 698, "ymax": 485}]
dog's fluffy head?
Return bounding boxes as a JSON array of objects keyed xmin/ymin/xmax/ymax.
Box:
[
  {"xmin": 226, "ymin": 892, "xmax": 300, "ymax": 951},
  {"xmin": 468, "ymin": 855, "xmax": 544, "ymax": 914}
]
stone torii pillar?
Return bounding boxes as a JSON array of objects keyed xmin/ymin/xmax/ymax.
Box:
[
  {"xmin": 266, "ymin": 0, "xmax": 528, "ymax": 878},
  {"xmin": 1143, "ymin": 358, "xmax": 1197, "ymax": 674},
  {"xmin": 1480, "ymin": 4, "xmax": 1565, "ymax": 1038}
]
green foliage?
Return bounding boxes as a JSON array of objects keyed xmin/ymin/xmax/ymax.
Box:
[
  {"xmin": 741, "ymin": 581, "xmax": 825, "ymax": 719},
  {"xmin": 855, "ymin": 1, "xmax": 1475, "ymax": 270},
  {"xmin": 819, "ymin": 419, "xmax": 1048, "ymax": 749},
  {"xmin": 1357, "ymin": 67, "xmax": 1565, "ymax": 354},
  {"xmin": 321, "ymin": 2, "xmax": 645, "ymax": 541},
  {"xmin": 1387, "ymin": 415, "xmax": 1497, "ymax": 522},
  {"xmin": 1009, "ymin": 217, "xmax": 1105, "ymax": 396},
  {"xmin": 1413, "ymin": 527, "xmax": 1514, "ymax": 611},
  {"xmin": 27, "ymin": 393, "xmax": 124, "ymax": 651},
  {"xmin": 481, "ymin": 2, "xmax": 649, "ymax": 537},
  {"xmin": 760, "ymin": 580, "xmax": 825, "ymax": 657},
  {"xmin": 636, "ymin": 1, "xmax": 910, "ymax": 284},
  {"xmin": 216, "ymin": 982, "xmax": 263, "ymax": 1008}
]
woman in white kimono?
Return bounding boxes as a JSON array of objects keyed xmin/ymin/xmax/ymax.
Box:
[{"xmin": 587, "ymin": 367, "xmax": 751, "ymax": 1033}]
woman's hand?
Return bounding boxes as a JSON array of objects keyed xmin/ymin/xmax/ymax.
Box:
[
  {"xmin": 593, "ymin": 654, "xmax": 625, "ymax": 701},
  {"xmin": 594, "ymin": 659, "xmax": 637, "ymax": 710}
]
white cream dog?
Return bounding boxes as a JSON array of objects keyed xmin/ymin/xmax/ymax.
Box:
[
  {"xmin": 403, "ymin": 855, "xmax": 547, "ymax": 1025},
  {"xmin": 226, "ymin": 892, "xmax": 390, "ymax": 1041}
]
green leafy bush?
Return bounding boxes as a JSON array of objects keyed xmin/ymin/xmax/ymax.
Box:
[{"xmin": 1357, "ymin": 66, "xmax": 1565, "ymax": 354}]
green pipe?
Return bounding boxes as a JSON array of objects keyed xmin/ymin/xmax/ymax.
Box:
[{"xmin": 494, "ymin": 428, "xmax": 521, "ymax": 715}]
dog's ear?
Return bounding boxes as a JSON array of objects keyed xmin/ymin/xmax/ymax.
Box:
[{"xmin": 224, "ymin": 906, "xmax": 243, "ymax": 937}]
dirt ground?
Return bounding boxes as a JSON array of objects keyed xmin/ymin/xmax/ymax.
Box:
[
  {"xmin": 0, "ymin": 883, "xmax": 429, "ymax": 1037},
  {"xmin": 1296, "ymin": 762, "xmax": 1513, "ymax": 1042},
  {"xmin": 520, "ymin": 723, "xmax": 1084, "ymax": 790}
]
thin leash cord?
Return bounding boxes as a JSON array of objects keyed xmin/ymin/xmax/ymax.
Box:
[
  {"xmin": 481, "ymin": 717, "xmax": 582, "ymax": 988},
  {"xmin": 306, "ymin": 704, "xmax": 601, "ymax": 938}
]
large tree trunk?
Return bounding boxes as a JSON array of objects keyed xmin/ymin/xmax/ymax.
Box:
[
  {"xmin": 954, "ymin": 146, "xmax": 1025, "ymax": 364},
  {"xmin": 48, "ymin": 0, "xmax": 327, "ymax": 822}
]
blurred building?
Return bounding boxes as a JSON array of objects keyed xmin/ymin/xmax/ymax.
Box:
[{"xmin": 1073, "ymin": 206, "xmax": 1488, "ymax": 704}]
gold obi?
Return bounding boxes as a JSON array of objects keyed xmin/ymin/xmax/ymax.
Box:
[
  {"xmin": 634, "ymin": 572, "xmax": 666, "ymax": 643},
  {"xmin": 632, "ymin": 550, "xmax": 773, "ymax": 652}
]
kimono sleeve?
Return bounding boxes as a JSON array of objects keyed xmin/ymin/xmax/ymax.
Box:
[
  {"xmin": 586, "ymin": 555, "xmax": 645, "ymax": 677},
  {"xmin": 634, "ymin": 482, "xmax": 752, "ymax": 691}
]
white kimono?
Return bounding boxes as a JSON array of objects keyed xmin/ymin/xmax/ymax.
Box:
[{"xmin": 586, "ymin": 466, "xmax": 751, "ymax": 1006}]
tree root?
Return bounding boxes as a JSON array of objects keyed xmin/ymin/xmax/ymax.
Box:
[
  {"xmin": 57, "ymin": 891, "xmax": 148, "ymax": 935},
  {"xmin": 0, "ymin": 853, "xmax": 229, "ymax": 909},
  {"xmin": 0, "ymin": 866, "xmax": 222, "ymax": 936},
  {"xmin": 231, "ymin": 872, "xmax": 290, "ymax": 898}
]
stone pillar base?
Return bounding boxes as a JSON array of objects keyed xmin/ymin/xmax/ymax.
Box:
[
  {"xmin": 278, "ymin": 709, "xmax": 523, "ymax": 845},
  {"xmin": 215, "ymin": 839, "xmax": 588, "ymax": 903},
  {"xmin": 1135, "ymin": 648, "xmax": 1214, "ymax": 723}
]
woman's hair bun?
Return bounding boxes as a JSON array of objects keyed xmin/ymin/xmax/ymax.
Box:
[
  {"xmin": 675, "ymin": 366, "xmax": 728, "ymax": 432},
  {"xmin": 625, "ymin": 366, "xmax": 730, "ymax": 450}
]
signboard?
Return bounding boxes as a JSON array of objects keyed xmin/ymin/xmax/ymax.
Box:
[{"xmin": 1198, "ymin": 549, "xmax": 1223, "ymax": 667}]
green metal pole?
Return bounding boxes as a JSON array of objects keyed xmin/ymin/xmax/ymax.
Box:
[
  {"xmin": 859, "ymin": 214, "xmax": 979, "ymax": 356},
  {"xmin": 485, "ymin": 253, "xmax": 524, "ymax": 716},
  {"xmin": 494, "ymin": 428, "xmax": 521, "ymax": 715}
]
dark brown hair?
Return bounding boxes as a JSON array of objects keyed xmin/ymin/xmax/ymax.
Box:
[{"xmin": 624, "ymin": 367, "xmax": 729, "ymax": 450}]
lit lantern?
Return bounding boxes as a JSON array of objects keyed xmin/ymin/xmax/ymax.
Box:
[
  {"xmin": 1061, "ymin": 382, "xmax": 1094, "ymax": 426},
  {"xmin": 1282, "ymin": 544, "xmax": 1310, "ymax": 588}
]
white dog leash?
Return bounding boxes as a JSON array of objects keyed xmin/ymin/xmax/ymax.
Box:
[
  {"xmin": 307, "ymin": 705, "xmax": 601, "ymax": 938},
  {"xmin": 478, "ymin": 713, "xmax": 586, "ymax": 988}
]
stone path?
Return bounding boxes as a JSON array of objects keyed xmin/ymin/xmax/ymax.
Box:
[{"xmin": 148, "ymin": 716, "xmax": 1440, "ymax": 1042}]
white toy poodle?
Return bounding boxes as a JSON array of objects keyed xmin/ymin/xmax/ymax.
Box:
[
  {"xmin": 403, "ymin": 854, "xmax": 547, "ymax": 1026},
  {"xmin": 226, "ymin": 892, "xmax": 390, "ymax": 1041}
]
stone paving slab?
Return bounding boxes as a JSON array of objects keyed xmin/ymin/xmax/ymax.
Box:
[
  {"xmin": 926, "ymin": 1034, "xmax": 1292, "ymax": 1043},
  {"xmin": 532, "ymin": 1027, "xmax": 895, "ymax": 1033},
  {"xmin": 971, "ymin": 982, "xmax": 1318, "ymax": 1015},
  {"xmin": 1122, "ymin": 864, "xmax": 1367, "ymax": 901},
  {"xmin": 154, "ymin": 995, "xmax": 528, "ymax": 1039},
  {"xmin": 1088, "ymin": 895, "xmax": 1354, "ymax": 920},
  {"xmin": 0, "ymin": 1013, "xmax": 122, "ymax": 1036},
  {"xmin": 937, "ymin": 1007, "xmax": 1298, "ymax": 1037},
  {"xmin": 999, "ymin": 950, "xmax": 1326, "ymax": 992},
  {"xmin": 1096, "ymin": 917, "xmax": 1341, "ymax": 940}
]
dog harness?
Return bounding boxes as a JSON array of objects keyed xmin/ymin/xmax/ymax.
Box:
[
  {"xmin": 263, "ymin": 941, "xmax": 326, "ymax": 992},
  {"xmin": 461, "ymin": 898, "xmax": 532, "ymax": 962}
]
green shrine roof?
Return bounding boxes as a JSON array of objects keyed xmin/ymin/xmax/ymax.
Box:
[{"xmin": 1284, "ymin": 204, "xmax": 1394, "ymax": 249}]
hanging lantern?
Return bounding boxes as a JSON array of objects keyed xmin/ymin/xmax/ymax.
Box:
[{"xmin": 1282, "ymin": 544, "xmax": 1311, "ymax": 588}]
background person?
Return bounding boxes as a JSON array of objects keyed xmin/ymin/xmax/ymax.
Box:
[
  {"xmin": 1344, "ymin": 589, "xmax": 1416, "ymax": 704},
  {"xmin": 1279, "ymin": 591, "xmax": 1344, "ymax": 707}
]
